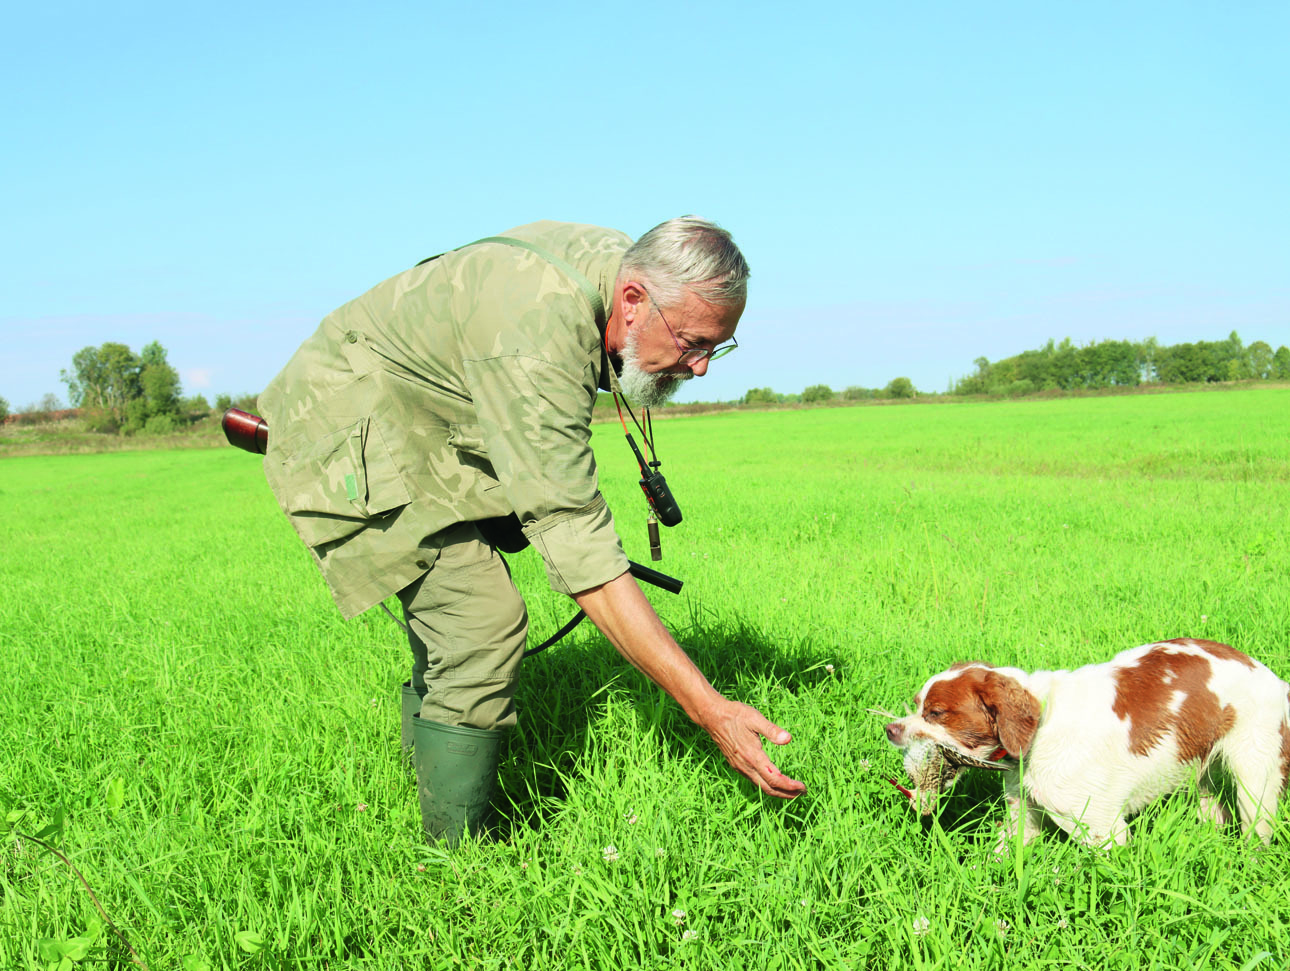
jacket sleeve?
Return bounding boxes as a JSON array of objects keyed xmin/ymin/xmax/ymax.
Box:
[{"xmin": 459, "ymin": 298, "xmax": 629, "ymax": 596}]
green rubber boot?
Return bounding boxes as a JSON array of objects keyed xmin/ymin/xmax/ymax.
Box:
[
  {"xmin": 411, "ymin": 714, "xmax": 503, "ymax": 847},
  {"xmin": 400, "ymin": 680, "xmax": 421, "ymax": 757}
]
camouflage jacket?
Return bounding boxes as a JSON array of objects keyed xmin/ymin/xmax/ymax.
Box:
[{"xmin": 258, "ymin": 221, "xmax": 632, "ymax": 618}]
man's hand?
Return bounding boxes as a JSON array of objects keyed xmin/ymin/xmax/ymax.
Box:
[
  {"xmin": 698, "ymin": 697, "xmax": 806, "ymax": 799},
  {"xmin": 573, "ymin": 571, "xmax": 807, "ymax": 801}
]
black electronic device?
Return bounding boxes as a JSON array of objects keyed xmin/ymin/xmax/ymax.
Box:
[{"xmin": 625, "ymin": 433, "xmax": 682, "ymax": 527}]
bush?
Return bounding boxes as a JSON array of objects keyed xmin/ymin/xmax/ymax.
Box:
[
  {"xmin": 123, "ymin": 397, "xmax": 150, "ymax": 434},
  {"xmin": 144, "ymin": 413, "xmax": 181, "ymax": 435},
  {"xmin": 82, "ymin": 408, "xmax": 120, "ymax": 434},
  {"xmin": 883, "ymin": 377, "xmax": 916, "ymax": 399},
  {"xmin": 742, "ymin": 387, "xmax": 778, "ymax": 405},
  {"xmin": 181, "ymin": 394, "xmax": 211, "ymax": 416},
  {"xmin": 801, "ymin": 384, "xmax": 835, "ymax": 404},
  {"xmin": 0, "ymin": 396, "xmax": 8, "ymax": 423}
]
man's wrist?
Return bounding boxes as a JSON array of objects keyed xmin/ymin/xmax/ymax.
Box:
[{"xmin": 681, "ymin": 685, "xmax": 727, "ymax": 731}]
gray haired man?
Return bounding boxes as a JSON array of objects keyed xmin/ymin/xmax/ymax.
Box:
[{"xmin": 258, "ymin": 218, "xmax": 805, "ymax": 846}]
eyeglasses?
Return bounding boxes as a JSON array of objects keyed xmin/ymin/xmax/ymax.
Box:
[{"xmin": 638, "ymin": 283, "xmax": 738, "ymax": 367}]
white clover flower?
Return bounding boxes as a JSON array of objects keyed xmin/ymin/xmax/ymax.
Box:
[
  {"xmin": 602, "ymin": 845, "xmax": 620, "ymax": 863},
  {"xmin": 995, "ymin": 919, "xmax": 1010, "ymax": 938},
  {"xmin": 671, "ymin": 908, "xmax": 687, "ymax": 925},
  {"xmin": 1201, "ymin": 614, "xmax": 1209, "ymax": 622},
  {"xmin": 857, "ymin": 758, "xmax": 871, "ymax": 771},
  {"xmin": 1057, "ymin": 918, "xmax": 1069, "ymax": 930},
  {"xmin": 624, "ymin": 811, "xmax": 639, "ymax": 825},
  {"xmin": 655, "ymin": 847, "xmax": 666, "ymax": 857},
  {"xmin": 681, "ymin": 929, "xmax": 698, "ymax": 942},
  {"xmin": 825, "ymin": 664, "xmax": 835, "ymax": 673},
  {"xmin": 912, "ymin": 915, "xmax": 930, "ymax": 937},
  {"xmin": 356, "ymin": 803, "xmax": 368, "ymax": 812}
]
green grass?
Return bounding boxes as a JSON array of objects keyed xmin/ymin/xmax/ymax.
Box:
[{"xmin": 2, "ymin": 387, "xmax": 1289, "ymax": 968}]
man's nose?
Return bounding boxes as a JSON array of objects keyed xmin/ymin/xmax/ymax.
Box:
[{"xmin": 688, "ymin": 356, "xmax": 710, "ymax": 377}]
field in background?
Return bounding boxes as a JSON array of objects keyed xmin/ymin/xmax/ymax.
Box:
[{"xmin": 2, "ymin": 387, "xmax": 1288, "ymax": 968}]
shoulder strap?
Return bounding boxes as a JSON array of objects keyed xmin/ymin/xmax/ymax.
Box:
[
  {"xmin": 467, "ymin": 236, "xmax": 606, "ymax": 330},
  {"xmin": 414, "ymin": 234, "xmax": 620, "ymax": 392}
]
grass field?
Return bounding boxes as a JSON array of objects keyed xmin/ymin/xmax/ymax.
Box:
[{"xmin": 2, "ymin": 386, "xmax": 1289, "ymax": 969}]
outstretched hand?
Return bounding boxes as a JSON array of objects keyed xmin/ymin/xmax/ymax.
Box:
[
  {"xmin": 571, "ymin": 572, "xmax": 806, "ymax": 800},
  {"xmin": 701, "ymin": 699, "xmax": 806, "ymax": 799}
]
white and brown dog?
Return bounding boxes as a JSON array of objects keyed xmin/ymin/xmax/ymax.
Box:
[{"xmin": 885, "ymin": 639, "xmax": 1290, "ymax": 849}]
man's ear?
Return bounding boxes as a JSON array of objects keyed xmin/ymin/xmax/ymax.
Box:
[{"xmin": 621, "ymin": 281, "xmax": 647, "ymax": 326}]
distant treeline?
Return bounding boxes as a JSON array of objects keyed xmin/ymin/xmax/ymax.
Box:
[
  {"xmin": 951, "ymin": 332, "xmax": 1290, "ymax": 397},
  {"xmin": 5, "ymin": 332, "xmax": 1289, "ymax": 433},
  {"xmin": 0, "ymin": 340, "xmax": 257, "ymax": 434},
  {"xmin": 734, "ymin": 378, "xmax": 917, "ymax": 407}
]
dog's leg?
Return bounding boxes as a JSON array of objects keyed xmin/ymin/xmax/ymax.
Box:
[
  {"xmin": 994, "ymin": 775, "xmax": 1043, "ymax": 854},
  {"xmin": 1225, "ymin": 747, "xmax": 1280, "ymax": 843},
  {"xmin": 1050, "ymin": 812, "xmax": 1130, "ymax": 848},
  {"xmin": 1031, "ymin": 787, "xmax": 1130, "ymax": 849},
  {"xmin": 1196, "ymin": 763, "xmax": 1231, "ymax": 829}
]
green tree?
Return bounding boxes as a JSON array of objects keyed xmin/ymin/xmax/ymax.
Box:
[
  {"xmin": 1273, "ymin": 346, "xmax": 1290, "ymax": 380},
  {"xmin": 61, "ymin": 342, "xmax": 141, "ymax": 426},
  {"xmin": 1169, "ymin": 341, "xmax": 1232, "ymax": 383},
  {"xmin": 1245, "ymin": 341, "xmax": 1274, "ymax": 379},
  {"xmin": 1137, "ymin": 337, "xmax": 1160, "ymax": 382},
  {"xmin": 181, "ymin": 393, "xmax": 212, "ymax": 414},
  {"xmin": 0, "ymin": 396, "xmax": 8, "ymax": 423},
  {"xmin": 952, "ymin": 357, "xmax": 992, "ymax": 395},
  {"xmin": 60, "ymin": 340, "xmax": 183, "ymax": 432},
  {"xmin": 883, "ymin": 377, "xmax": 916, "ymax": 399},
  {"xmin": 139, "ymin": 360, "xmax": 182, "ymax": 421},
  {"xmin": 801, "ymin": 384, "xmax": 835, "ymax": 403},
  {"xmin": 742, "ymin": 387, "xmax": 779, "ymax": 405}
]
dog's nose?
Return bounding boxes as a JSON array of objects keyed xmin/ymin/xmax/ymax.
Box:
[{"xmin": 885, "ymin": 721, "xmax": 905, "ymax": 745}]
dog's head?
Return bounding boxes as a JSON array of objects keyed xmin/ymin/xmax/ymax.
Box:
[{"xmin": 885, "ymin": 663, "xmax": 1040, "ymax": 778}]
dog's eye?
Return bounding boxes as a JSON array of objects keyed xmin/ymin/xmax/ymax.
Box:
[{"xmin": 925, "ymin": 708, "xmax": 946, "ymax": 720}]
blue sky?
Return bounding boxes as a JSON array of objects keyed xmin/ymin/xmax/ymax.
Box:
[{"xmin": 3, "ymin": 1, "xmax": 1287, "ymax": 408}]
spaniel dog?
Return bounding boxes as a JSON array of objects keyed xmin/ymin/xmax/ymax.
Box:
[{"xmin": 884, "ymin": 639, "xmax": 1290, "ymax": 849}]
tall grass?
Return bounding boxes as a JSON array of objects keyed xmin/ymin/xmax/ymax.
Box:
[{"xmin": 1, "ymin": 387, "xmax": 1288, "ymax": 968}]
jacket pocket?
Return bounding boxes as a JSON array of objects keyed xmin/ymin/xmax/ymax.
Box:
[{"xmin": 277, "ymin": 417, "xmax": 411, "ymax": 547}]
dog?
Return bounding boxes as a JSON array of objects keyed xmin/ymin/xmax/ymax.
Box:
[{"xmin": 884, "ymin": 639, "xmax": 1290, "ymax": 849}]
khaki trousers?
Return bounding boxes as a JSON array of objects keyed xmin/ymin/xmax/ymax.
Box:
[{"xmin": 397, "ymin": 522, "xmax": 529, "ymax": 732}]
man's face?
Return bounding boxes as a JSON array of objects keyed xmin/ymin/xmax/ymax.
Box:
[{"xmin": 617, "ymin": 285, "xmax": 743, "ymax": 407}]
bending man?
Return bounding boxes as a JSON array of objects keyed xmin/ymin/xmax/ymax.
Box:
[{"xmin": 258, "ymin": 218, "xmax": 805, "ymax": 845}]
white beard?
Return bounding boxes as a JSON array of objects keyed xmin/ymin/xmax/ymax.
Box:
[{"xmin": 618, "ymin": 327, "xmax": 690, "ymax": 408}]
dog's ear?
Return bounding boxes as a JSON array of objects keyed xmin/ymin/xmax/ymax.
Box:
[{"xmin": 978, "ymin": 671, "xmax": 1040, "ymax": 757}]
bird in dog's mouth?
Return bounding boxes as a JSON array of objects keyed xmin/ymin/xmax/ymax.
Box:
[{"xmin": 887, "ymin": 738, "xmax": 1017, "ymax": 815}]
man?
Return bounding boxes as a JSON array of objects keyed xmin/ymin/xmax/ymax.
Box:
[{"xmin": 258, "ymin": 218, "xmax": 805, "ymax": 845}]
